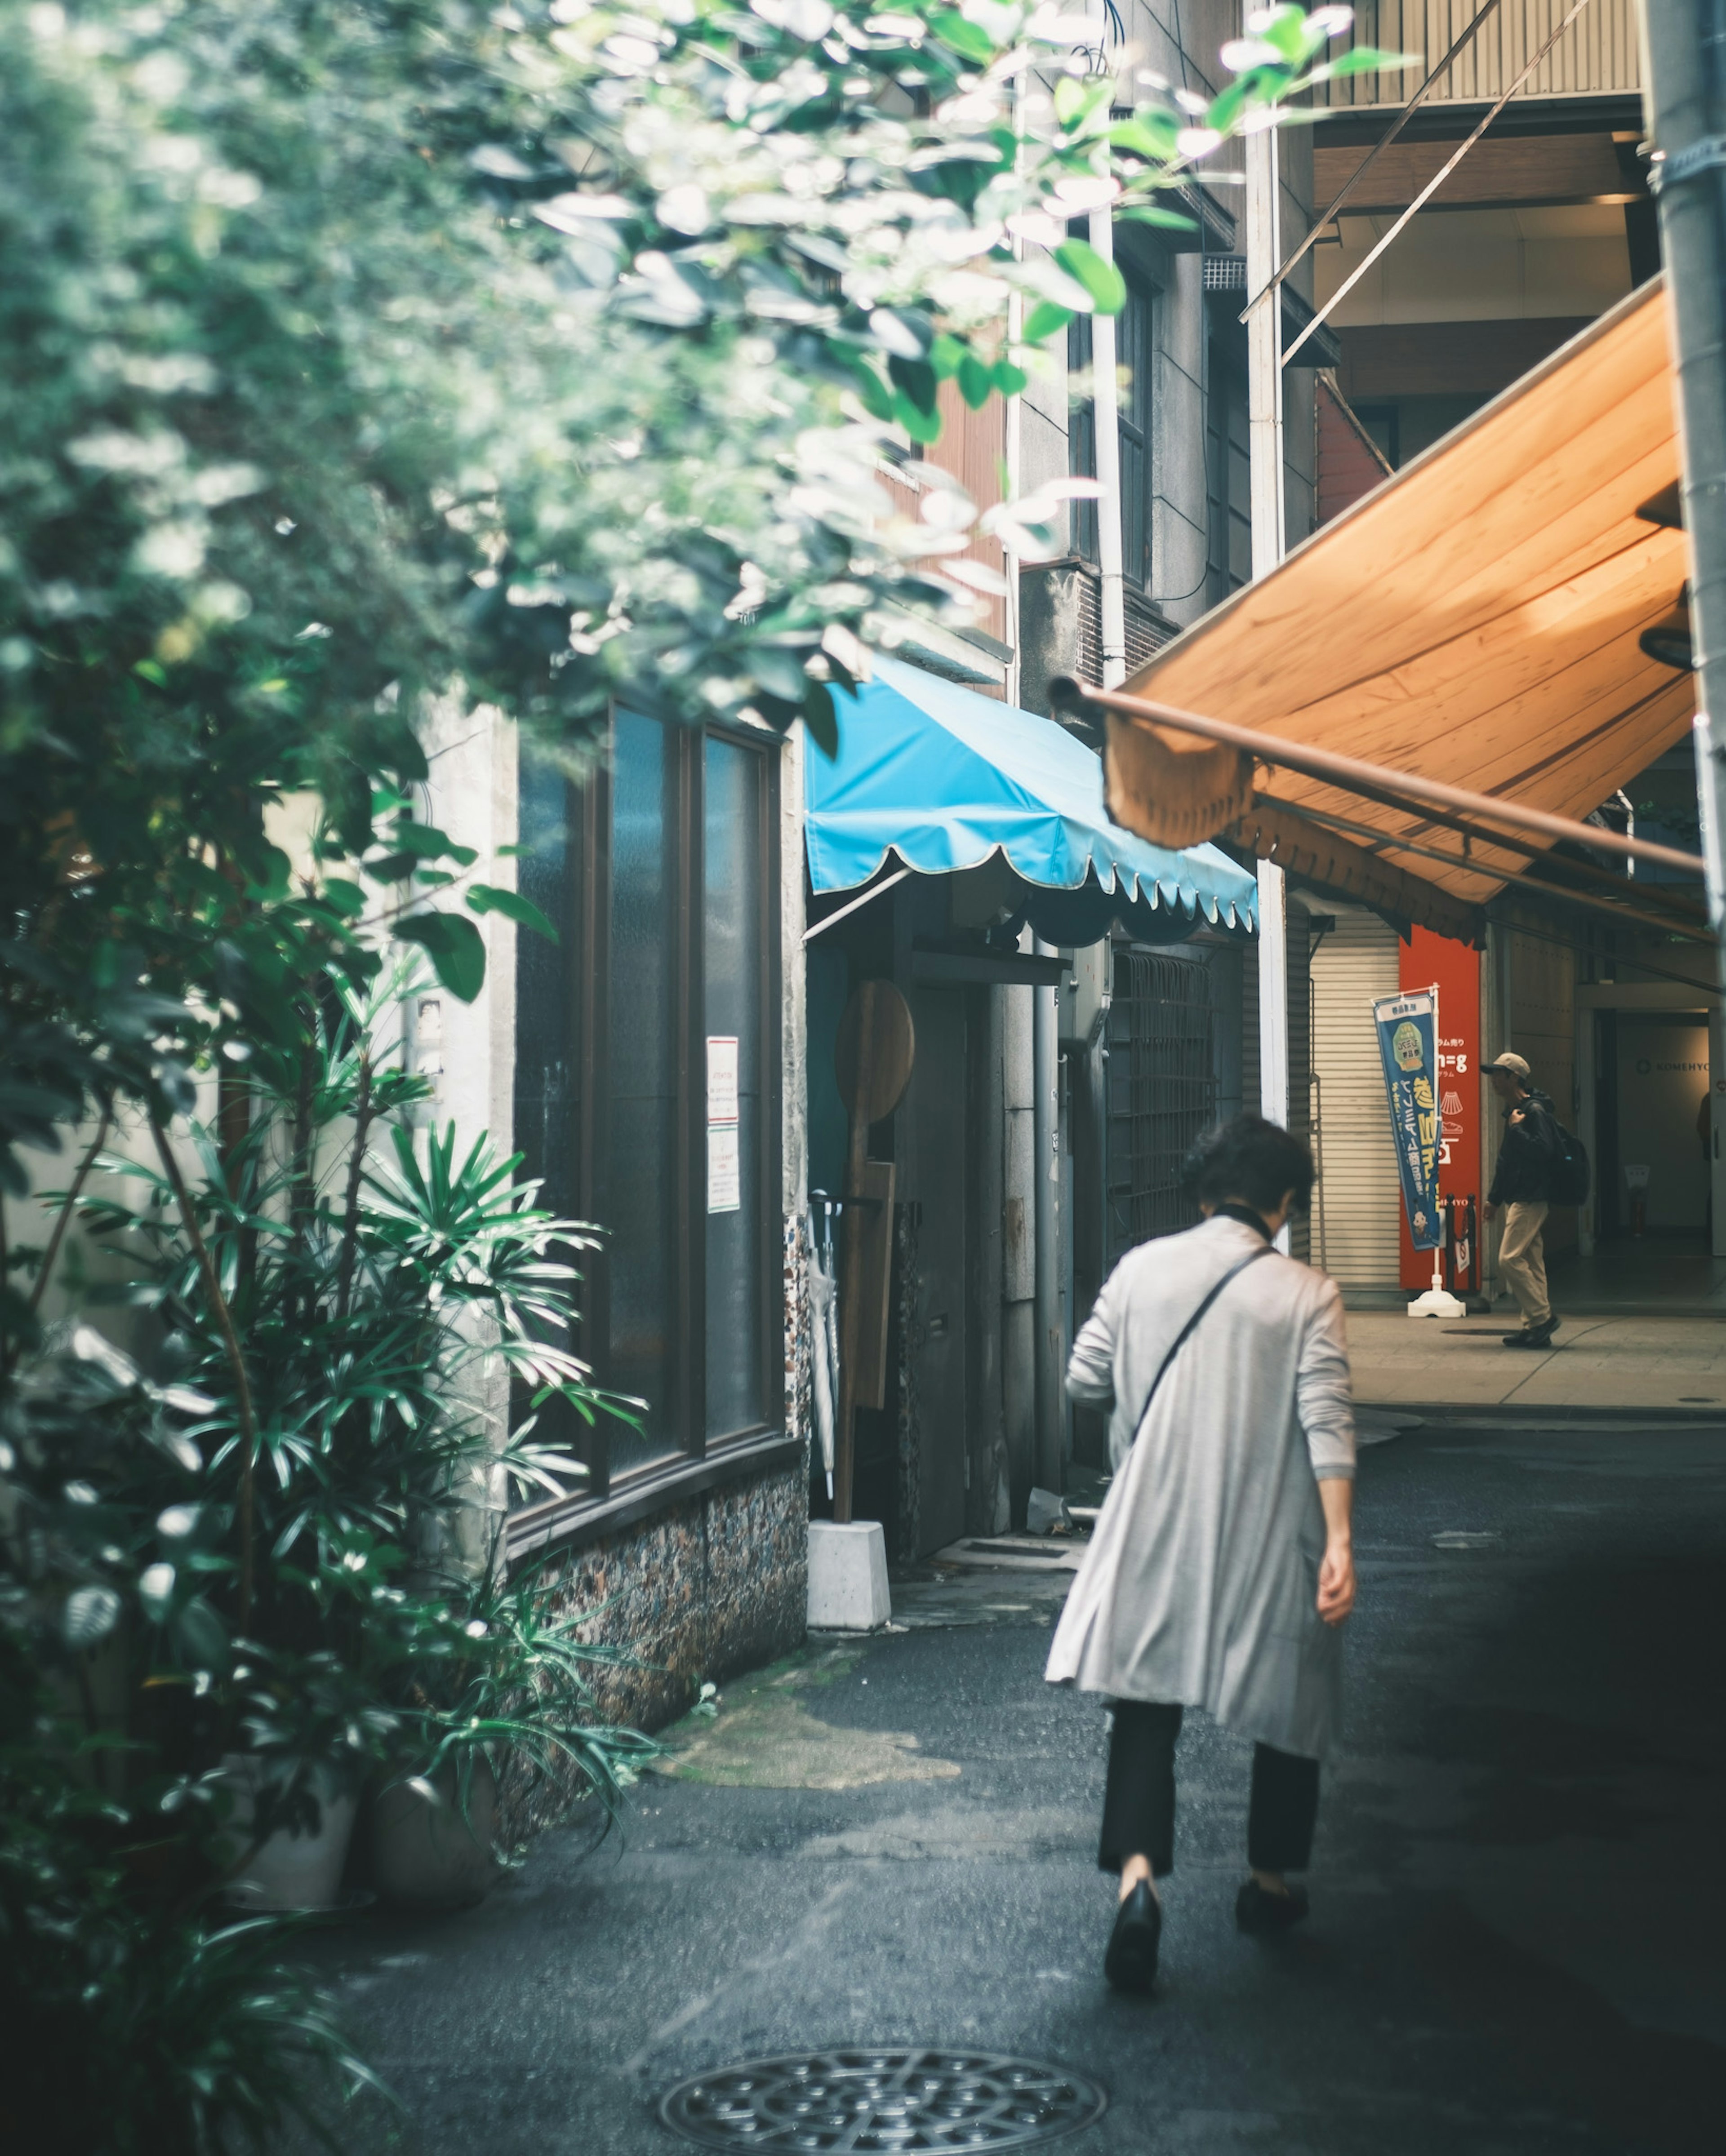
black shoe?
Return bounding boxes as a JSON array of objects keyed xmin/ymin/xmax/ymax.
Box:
[
  {"xmin": 1235, "ymin": 1878, "xmax": 1310, "ymax": 1936},
  {"xmin": 1104, "ymin": 1880, "xmax": 1161, "ymax": 1993},
  {"xmin": 1503, "ymin": 1316, "xmax": 1560, "ymax": 1349}
]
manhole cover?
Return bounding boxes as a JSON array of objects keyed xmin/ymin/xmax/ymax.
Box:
[{"xmin": 658, "ymin": 2048, "xmax": 1107, "ymax": 2150}]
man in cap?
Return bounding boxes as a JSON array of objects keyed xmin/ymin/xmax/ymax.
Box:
[{"xmin": 1482, "ymin": 1052, "xmax": 1561, "ymax": 1349}]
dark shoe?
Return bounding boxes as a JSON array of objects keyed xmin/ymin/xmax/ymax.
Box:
[
  {"xmin": 1235, "ymin": 1878, "xmax": 1310, "ymax": 1936},
  {"xmin": 1501, "ymin": 1319, "xmax": 1557, "ymax": 1347},
  {"xmin": 1104, "ymin": 1880, "xmax": 1161, "ymax": 1993}
]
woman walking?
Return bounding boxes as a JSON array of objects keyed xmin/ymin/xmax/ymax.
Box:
[{"xmin": 1045, "ymin": 1114, "xmax": 1356, "ymax": 1993}]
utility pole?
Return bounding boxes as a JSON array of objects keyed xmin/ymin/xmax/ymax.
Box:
[
  {"xmin": 1641, "ymin": 0, "xmax": 1726, "ymax": 965},
  {"xmin": 1245, "ymin": 127, "xmax": 1291, "ymax": 1146}
]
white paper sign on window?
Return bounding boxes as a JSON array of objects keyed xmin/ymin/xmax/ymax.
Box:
[
  {"xmin": 706, "ymin": 1035, "xmax": 739, "ymax": 1127},
  {"xmin": 707, "ymin": 1123, "xmax": 741, "ymax": 1214}
]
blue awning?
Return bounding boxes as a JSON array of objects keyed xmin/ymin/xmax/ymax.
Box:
[{"xmin": 806, "ymin": 657, "xmax": 1257, "ymax": 933}]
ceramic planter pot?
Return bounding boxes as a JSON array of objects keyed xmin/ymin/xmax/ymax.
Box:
[
  {"xmin": 372, "ymin": 1758, "xmax": 500, "ymax": 1912},
  {"xmin": 217, "ymin": 1756, "xmax": 359, "ymax": 1912}
]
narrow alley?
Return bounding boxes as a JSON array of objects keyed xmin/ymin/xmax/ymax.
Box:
[{"xmin": 323, "ymin": 1406, "xmax": 1726, "ymax": 2156}]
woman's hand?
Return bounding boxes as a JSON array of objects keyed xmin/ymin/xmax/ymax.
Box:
[
  {"xmin": 1317, "ymin": 1539, "xmax": 1356, "ymax": 1626},
  {"xmin": 1316, "ymin": 1476, "xmax": 1356, "ymax": 1626}
]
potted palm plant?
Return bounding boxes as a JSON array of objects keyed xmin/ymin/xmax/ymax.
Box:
[
  {"xmin": 62, "ymin": 966, "xmax": 640, "ymax": 1908},
  {"xmin": 372, "ymin": 1562, "xmax": 657, "ymax": 1911}
]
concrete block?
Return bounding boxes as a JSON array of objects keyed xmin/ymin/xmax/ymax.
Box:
[{"xmin": 807, "ymin": 1521, "xmax": 891, "ymax": 1631}]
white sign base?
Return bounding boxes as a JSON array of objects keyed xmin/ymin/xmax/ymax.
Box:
[
  {"xmin": 807, "ymin": 1520, "xmax": 891, "ymax": 1631},
  {"xmin": 1407, "ymin": 1287, "xmax": 1468, "ymax": 1319}
]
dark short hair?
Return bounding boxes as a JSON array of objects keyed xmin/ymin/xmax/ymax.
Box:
[{"xmin": 1182, "ymin": 1113, "xmax": 1316, "ymax": 1215}]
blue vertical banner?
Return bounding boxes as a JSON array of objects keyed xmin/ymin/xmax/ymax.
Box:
[{"xmin": 1372, "ymin": 987, "xmax": 1441, "ymax": 1251}]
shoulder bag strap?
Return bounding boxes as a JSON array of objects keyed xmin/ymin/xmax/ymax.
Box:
[{"xmin": 1128, "ymin": 1244, "xmax": 1270, "ymax": 1449}]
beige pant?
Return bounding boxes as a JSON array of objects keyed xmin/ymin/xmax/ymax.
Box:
[{"xmin": 1499, "ymin": 1201, "xmax": 1551, "ymax": 1327}]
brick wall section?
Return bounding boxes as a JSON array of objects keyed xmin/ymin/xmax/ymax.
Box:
[{"xmin": 1316, "ymin": 376, "xmax": 1393, "ymax": 527}]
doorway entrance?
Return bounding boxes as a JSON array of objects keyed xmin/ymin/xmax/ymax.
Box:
[{"xmin": 1569, "ymin": 980, "xmax": 1726, "ymax": 1309}]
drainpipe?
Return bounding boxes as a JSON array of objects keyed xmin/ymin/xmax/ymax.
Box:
[
  {"xmin": 1033, "ymin": 938, "xmax": 1061, "ymax": 1495},
  {"xmin": 1246, "ymin": 127, "xmax": 1291, "ymax": 1214},
  {"xmin": 1642, "ymin": 0, "xmax": 1726, "ymax": 966},
  {"xmin": 1087, "ymin": 205, "xmax": 1129, "ymax": 695},
  {"xmin": 1037, "ymin": 180, "xmax": 1122, "ymax": 1495}
]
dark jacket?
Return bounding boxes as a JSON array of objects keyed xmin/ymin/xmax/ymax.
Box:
[{"xmin": 1488, "ymin": 1086, "xmax": 1560, "ymax": 1206}]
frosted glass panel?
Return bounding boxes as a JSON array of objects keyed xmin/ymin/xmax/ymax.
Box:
[{"xmin": 704, "ymin": 737, "xmax": 767, "ymax": 1439}]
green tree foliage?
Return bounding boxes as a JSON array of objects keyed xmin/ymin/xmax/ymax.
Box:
[{"xmin": 0, "ymin": 2, "xmax": 1387, "ymax": 1207}]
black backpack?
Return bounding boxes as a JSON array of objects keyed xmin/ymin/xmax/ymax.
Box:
[{"xmin": 1545, "ymin": 1114, "xmax": 1591, "ymax": 1207}]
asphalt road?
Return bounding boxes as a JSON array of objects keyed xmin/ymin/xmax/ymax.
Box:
[{"xmin": 318, "ymin": 1414, "xmax": 1726, "ymax": 2155}]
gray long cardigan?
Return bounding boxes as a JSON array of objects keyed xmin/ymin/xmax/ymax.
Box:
[{"xmin": 1045, "ymin": 1214, "xmax": 1356, "ymax": 1759}]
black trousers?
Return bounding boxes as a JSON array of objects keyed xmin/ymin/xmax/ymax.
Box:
[{"xmin": 1099, "ymin": 1701, "xmax": 1320, "ymax": 1878}]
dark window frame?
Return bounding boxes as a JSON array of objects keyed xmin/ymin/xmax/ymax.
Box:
[
  {"xmin": 508, "ymin": 712, "xmax": 783, "ymax": 1554},
  {"xmin": 1068, "ymin": 267, "xmax": 1157, "ymax": 584}
]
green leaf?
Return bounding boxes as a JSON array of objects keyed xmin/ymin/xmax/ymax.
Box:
[
  {"xmin": 1255, "ymin": 3, "xmax": 1312, "ymax": 63},
  {"xmin": 1044, "ymin": 75, "xmax": 1087, "ymax": 129},
  {"xmin": 1054, "ymin": 239, "xmax": 1126, "ymax": 315},
  {"xmin": 467, "ymin": 884, "xmax": 559, "ymax": 940},
  {"xmin": 1021, "ymin": 301, "xmax": 1074, "ymax": 345},
  {"xmin": 888, "ymin": 354, "xmax": 939, "ymax": 417},
  {"xmin": 991, "ymin": 358, "xmax": 1028, "ymax": 397},
  {"xmin": 62, "ymin": 1585, "xmax": 121, "ymax": 1650},
  {"xmin": 1108, "ymin": 114, "xmax": 1182, "ymax": 164},
  {"xmin": 927, "ymin": 10, "xmax": 996, "ymax": 65},
  {"xmin": 847, "ymin": 359, "xmax": 897, "ymax": 424},
  {"xmin": 1118, "ymin": 204, "xmax": 1198, "ymax": 232},
  {"xmin": 170, "ymin": 1596, "xmax": 228, "ymax": 1672},
  {"xmin": 319, "ymin": 878, "xmax": 366, "ymax": 917},
  {"xmin": 957, "ymin": 354, "xmax": 993, "ymax": 410},
  {"xmin": 138, "ymin": 1561, "xmax": 175, "ymax": 1621},
  {"xmin": 892, "ymin": 391, "xmax": 944, "ymax": 445},
  {"xmin": 394, "ymin": 912, "xmax": 488, "ymax": 1002},
  {"xmin": 929, "ymin": 332, "xmax": 969, "ymax": 382},
  {"xmin": 387, "ymin": 821, "xmax": 479, "ymax": 868},
  {"xmin": 1206, "ymin": 80, "xmax": 1252, "ymax": 136},
  {"xmin": 803, "ymin": 681, "xmax": 839, "ymax": 761}
]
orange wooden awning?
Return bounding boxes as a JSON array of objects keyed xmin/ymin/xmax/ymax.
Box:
[{"xmin": 1108, "ymin": 277, "xmax": 1695, "ymax": 915}]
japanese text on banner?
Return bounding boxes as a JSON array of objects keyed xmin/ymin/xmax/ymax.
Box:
[{"xmin": 1372, "ymin": 988, "xmax": 1442, "ymax": 1251}]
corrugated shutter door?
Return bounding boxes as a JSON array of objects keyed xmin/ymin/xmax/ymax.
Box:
[{"xmin": 1309, "ymin": 908, "xmax": 1401, "ymax": 1288}]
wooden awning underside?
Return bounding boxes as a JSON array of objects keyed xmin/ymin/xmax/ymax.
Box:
[{"xmin": 1111, "ymin": 278, "xmax": 1696, "ymax": 922}]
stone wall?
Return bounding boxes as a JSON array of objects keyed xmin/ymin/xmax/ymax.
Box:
[{"xmin": 549, "ymin": 1455, "xmax": 808, "ymax": 1735}]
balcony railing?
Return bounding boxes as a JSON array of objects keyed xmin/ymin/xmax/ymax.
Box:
[{"xmin": 1312, "ymin": 0, "xmax": 1641, "ymax": 109}]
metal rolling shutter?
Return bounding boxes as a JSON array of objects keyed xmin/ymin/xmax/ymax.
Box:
[{"xmin": 1308, "ymin": 907, "xmax": 1401, "ymax": 1288}]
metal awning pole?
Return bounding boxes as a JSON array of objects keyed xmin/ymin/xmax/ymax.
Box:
[
  {"xmin": 1059, "ymin": 681, "xmax": 1708, "ymax": 876},
  {"xmin": 1246, "ymin": 125, "xmax": 1290, "ymax": 1164}
]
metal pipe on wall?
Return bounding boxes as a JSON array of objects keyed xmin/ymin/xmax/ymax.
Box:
[
  {"xmin": 1087, "ymin": 204, "xmax": 1128, "ymax": 693},
  {"xmin": 1246, "ymin": 124, "xmax": 1291, "ymax": 1179},
  {"xmin": 1642, "ymin": 0, "xmax": 1726, "ymax": 967},
  {"xmin": 1032, "ymin": 939, "xmax": 1062, "ymax": 1495}
]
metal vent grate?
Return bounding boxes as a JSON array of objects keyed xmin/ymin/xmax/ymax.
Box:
[
  {"xmin": 1201, "ymin": 253, "xmax": 1246, "ymax": 290},
  {"xmin": 658, "ymin": 2048, "xmax": 1108, "ymax": 2150}
]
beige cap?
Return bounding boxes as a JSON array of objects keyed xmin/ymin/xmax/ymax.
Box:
[{"xmin": 1482, "ymin": 1051, "xmax": 1532, "ymax": 1080}]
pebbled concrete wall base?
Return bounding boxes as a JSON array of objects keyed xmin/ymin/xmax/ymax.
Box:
[{"xmin": 548, "ymin": 1458, "xmax": 809, "ymax": 1737}]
